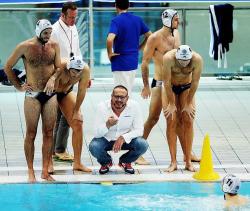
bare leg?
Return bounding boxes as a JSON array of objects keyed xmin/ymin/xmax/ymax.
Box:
[
  {"xmin": 71, "ymin": 119, "xmax": 91, "ymax": 172},
  {"xmin": 136, "ymin": 87, "xmax": 162, "ymax": 165},
  {"xmin": 48, "ymin": 157, "xmax": 54, "ymax": 174},
  {"xmin": 162, "ymin": 89, "xmax": 178, "ymax": 173},
  {"xmin": 59, "ymin": 92, "xmax": 92, "ymax": 173},
  {"xmin": 179, "ymin": 92, "xmax": 196, "ymax": 172},
  {"xmin": 41, "ymin": 96, "xmax": 57, "ymax": 181},
  {"xmin": 182, "ymin": 112, "xmax": 196, "ymax": 172},
  {"xmin": 143, "ymin": 87, "xmax": 162, "ymax": 139},
  {"xmin": 24, "ymin": 97, "xmax": 41, "ymax": 183},
  {"xmin": 176, "ymin": 102, "xmax": 200, "ymax": 163},
  {"xmin": 164, "ymin": 115, "xmax": 178, "ymax": 173}
]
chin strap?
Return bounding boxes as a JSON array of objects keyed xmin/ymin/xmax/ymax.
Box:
[{"xmin": 37, "ymin": 37, "xmax": 47, "ymax": 46}]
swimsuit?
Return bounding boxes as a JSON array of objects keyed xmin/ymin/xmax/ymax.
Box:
[
  {"xmin": 25, "ymin": 91, "xmax": 56, "ymax": 105},
  {"xmin": 172, "ymin": 83, "xmax": 191, "ymax": 95},
  {"xmin": 151, "ymin": 78, "xmax": 163, "ymax": 88},
  {"xmin": 56, "ymin": 86, "xmax": 73, "ymax": 102}
]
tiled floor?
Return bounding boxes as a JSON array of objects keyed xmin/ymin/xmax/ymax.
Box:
[{"xmin": 0, "ymin": 77, "xmax": 250, "ymax": 183}]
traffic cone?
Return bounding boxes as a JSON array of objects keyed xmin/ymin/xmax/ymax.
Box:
[{"xmin": 193, "ymin": 134, "xmax": 220, "ymax": 181}]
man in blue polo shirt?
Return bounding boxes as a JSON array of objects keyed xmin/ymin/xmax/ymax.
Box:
[{"xmin": 106, "ymin": 0, "xmax": 151, "ymax": 95}]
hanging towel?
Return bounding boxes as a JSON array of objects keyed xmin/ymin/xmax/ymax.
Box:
[{"xmin": 209, "ymin": 4, "xmax": 234, "ymax": 68}]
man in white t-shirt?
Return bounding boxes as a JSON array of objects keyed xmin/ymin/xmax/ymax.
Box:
[{"xmin": 51, "ymin": 2, "xmax": 82, "ymax": 162}]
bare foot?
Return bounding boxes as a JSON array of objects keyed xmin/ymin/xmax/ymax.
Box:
[
  {"xmin": 164, "ymin": 162, "xmax": 177, "ymax": 173},
  {"xmin": 41, "ymin": 172, "xmax": 55, "ymax": 181},
  {"xmin": 185, "ymin": 162, "xmax": 196, "ymax": 172},
  {"xmin": 28, "ymin": 169, "xmax": 36, "ymax": 183},
  {"xmin": 73, "ymin": 163, "xmax": 92, "ymax": 173},
  {"xmin": 184, "ymin": 154, "xmax": 201, "ymax": 162},
  {"xmin": 48, "ymin": 158, "xmax": 54, "ymax": 174},
  {"xmin": 48, "ymin": 165, "xmax": 54, "ymax": 175},
  {"xmin": 135, "ymin": 156, "xmax": 150, "ymax": 165}
]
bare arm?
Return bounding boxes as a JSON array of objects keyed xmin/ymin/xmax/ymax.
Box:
[
  {"xmin": 139, "ymin": 31, "xmax": 152, "ymax": 51},
  {"xmin": 53, "ymin": 42, "xmax": 62, "ymax": 78},
  {"xmin": 173, "ymin": 29, "xmax": 181, "ymax": 49},
  {"xmin": 162, "ymin": 52, "xmax": 177, "ymax": 119},
  {"xmin": 4, "ymin": 43, "xmax": 28, "ymax": 91},
  {"xmin": 141, "ymin": 35, "xmax": 156, "ymax": 98},
  {"xmin": 162, "ymin": 54, "xmax": 175, "ymax": 105},
  {"xmin": 106, "ymin": 33, "xmax": 119, "ymax": 61},
  {"xmin": 44, "ymin": 42, "xmax": 62, "ymax": 94},
  {"xmin": 186, "ymin": 54, "xmax": 203, "ymax": 104}
]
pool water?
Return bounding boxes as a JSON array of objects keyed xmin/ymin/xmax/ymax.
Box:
[{"xmin": 0, "ymin": 182, "xmax": 249, "ymax": 211}]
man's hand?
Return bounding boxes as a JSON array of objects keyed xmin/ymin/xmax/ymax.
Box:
[
  {"xmin": 108, "ymin": 52, "xmax": 120, "ymax": 61},
  {"xmin": 72, "ymin": 110, "xmax": 83, "ymax": 122},
  {"xmin": 182, "ymin": 103, "xmax": 195, "ymax": 119},
  {"xmin": 163, "ymin": 104, "xmax": 177, "ymax": 120},
  {"xmin": 44, "ymin": 76, "xmax": 55, "ymax": 95},
  {"xmin": 106, "ymin": 116, "xmax": 118, "ymax": 129},
  {"xmin": 141, "ymin": 86, "xmax": 151, "ymax": 99},
  {"xmin": 112, "ymin": 136, "xmax": 125, "ymax": 153},
  {"xmin": 19, "ymin": 83, "xmax": 33, "ymax": 92}
]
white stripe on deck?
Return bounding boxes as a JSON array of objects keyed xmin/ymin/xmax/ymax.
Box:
[
  {"xmin": 1, "ymin": 173, "xmax": 250, "ymax": 184},
  {"xmin": 0, "ymin": 164, "xmax": 250, "ymax": 172}
]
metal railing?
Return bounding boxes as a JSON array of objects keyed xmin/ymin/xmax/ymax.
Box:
[{"xmin": 1, "ymin": 6, "xmax": 250, "ymax": 77}]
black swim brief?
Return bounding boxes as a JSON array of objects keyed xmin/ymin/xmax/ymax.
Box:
[
  {"xmin": 56, "ymin": 86, "xmax": 73, "ymax": 102},
  {"xmin": 172, "ymin": 83, "xmax": 191, "ymax": 95},
  {"xmin": 25, "ymin": 91, "xmax": 56, "ymax": 105},
  {"xmin": 151, "ymin": 78, "xmax": 163, "ymax": 88}
]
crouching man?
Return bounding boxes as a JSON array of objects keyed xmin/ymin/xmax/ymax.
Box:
[{"xmin": 89, "ymin": 85, "xmax": 148, "ymax": 174}]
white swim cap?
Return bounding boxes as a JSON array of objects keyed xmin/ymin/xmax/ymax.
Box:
[
  {"xmin": 35, "ymin": 19, "xmax": 52, "ymax": 37},
  {"xmin": 176, "ymin": 45, "xmax": 193, "ymax": 61},
  {"xmin": 162, "ymin": 9, "xmax": 178, "ymax": 28},
  {"xmin": 222, "ymin": 174, "xmax": 241, "ymax": 194},
  {"xmin": 67, "ymin": 56, "xmax": 86, "ymax": 71}
]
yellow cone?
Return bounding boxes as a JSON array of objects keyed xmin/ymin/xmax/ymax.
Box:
[
  {"xmin": 100, "ymin": 182, "xmax": 113, "ymax": 186},
  {"xmin": 193, "ymin": 134, "xmax": 220, "ymax": 181}
]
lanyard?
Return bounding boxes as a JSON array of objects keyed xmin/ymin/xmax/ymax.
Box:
[{"xmin": 59, "ymin": 21, "xmax": 74, "ymax": 57}]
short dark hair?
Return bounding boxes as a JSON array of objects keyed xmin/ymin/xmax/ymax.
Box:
[
  {"xmin": 115, "ymin": 0, "xmax": 129, "ymax": 10},
  {"xmin": 62, "ymin": 2, "xmax": 77, "ymax": 15},
  {"xmin": 112, "ymin": 85, "xmax": 128, "ymax": 94}
]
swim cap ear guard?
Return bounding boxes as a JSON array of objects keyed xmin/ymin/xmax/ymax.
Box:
[
  {"xmin": 175, "ymin": 45, "xmax": 193, "ymax": 61},
  {"xmin": 222, "ymin": 174, "xmax": 241, "ymax": 194},
  {"xmin": 162, "ymin": 9, "xmax": 178, "ymax": 28},
  {"xmin": 67, "ymin": 56, "xmax": 86, "ymax": 72},
  {"xmin": 35, "ymin": 19, "xmax": 52, "ymax": 38}
]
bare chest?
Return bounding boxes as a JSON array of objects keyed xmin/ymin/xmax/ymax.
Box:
[
  {"xmin": 57, "ymin": 74, "xmax": 79, "ymax": 92},
  {"xmin": 172, "ymin": 66, "xmax": 193, "ymax": 75},
  {"xmin": 26, "ymin": 45, "xmax": 55, "ymax": 67},
  {"xmin": 155, "ymin": 36, "xmax": 175, "ymax": 55}
]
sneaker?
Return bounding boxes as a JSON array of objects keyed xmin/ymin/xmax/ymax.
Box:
[
  {"xmin": 54, "ymin": 152, "xmax": 74, "ymax": 162},
  {"xmin": 119, "ymin": 162, "xmax": 135, "ymax": 174},
  {"xmin": 99, "ymin": 162, "xmax": 112, "ymax": 175}
]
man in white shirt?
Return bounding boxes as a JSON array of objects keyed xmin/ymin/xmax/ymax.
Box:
[
  {"xmin": 89, "ymin": 85, "xmax": 148, "ymax": 174},
  {"xmin": 51, "ymin": 2, "xmax": 82, "ymax": 161}
]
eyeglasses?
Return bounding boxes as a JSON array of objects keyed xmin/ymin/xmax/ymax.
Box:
[{"xmin": 112, "ymin": 95, "xmax": 128, "ymax": 100}]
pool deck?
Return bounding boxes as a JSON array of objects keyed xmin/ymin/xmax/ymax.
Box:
[{"xmin": 1, "ymin": 77, "xmax": 250, "ymax": 184}]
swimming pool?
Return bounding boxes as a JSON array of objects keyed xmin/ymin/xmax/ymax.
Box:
[{"xmin": 0, "ymin": 182, "xmax": 249, "ymax": 211}]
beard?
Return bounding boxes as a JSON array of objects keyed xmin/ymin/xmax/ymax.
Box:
[
  {"xmin": 112, "ymin": 101, "xmax": 126, "ymax": 110},
  {"xmin": 37, "ymin": 37, "xmax": 48, "ymax": 45}
]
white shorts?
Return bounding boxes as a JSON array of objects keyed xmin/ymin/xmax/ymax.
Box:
[{"xmin": 113, "ymin": 70, "xmax": 136, "ymax": 97}]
